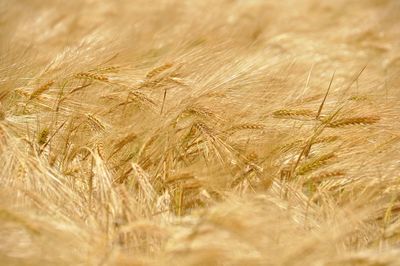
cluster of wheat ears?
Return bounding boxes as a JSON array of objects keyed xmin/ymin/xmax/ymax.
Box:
[{"xmin": 1, "ymin": 0, "xmax": 400, "ymax": 265}]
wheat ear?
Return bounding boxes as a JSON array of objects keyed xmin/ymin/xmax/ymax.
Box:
[
  {"xmin": 297, "ymin": 152, "xmax": 336, "ymax": 175},
  {"xmin": 146, "ymin": 63, "xmax": 174, "ymax": 79},
  {"xmin": 327, "ymin": 116, "xmax": 380, "ymax": 128},
  {"xmin": 29, "ymin": 81, "xmax": 54, "ymax": 100},
  {"xmin": 75, "ymin": 72, "xmax": 108, "ymax": 81},
  {"xmin": 273, "ymin": 109, "xmax": 316, "ymax": 119}
]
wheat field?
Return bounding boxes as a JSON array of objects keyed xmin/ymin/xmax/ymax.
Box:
[{"xmin": 1, "ymin": 0, "xmax": 400, "ymax": 265}]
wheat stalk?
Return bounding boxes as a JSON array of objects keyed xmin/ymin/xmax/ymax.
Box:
[
  {"xmin": 131, "ymin": 163, "xmax": 156, "ymax": 202},
  {"xmin": 146, "ymin": 63, "xmax": 174, "ymax": 79},
  {"xmin": 327, "ymin": 116, "xmax": 380, "ymax": 128},
  {"xmin": 313, "ymin": 135, "xmax": 340, "ymax": 144},
  {"xmin": 309, "ymin": 170, "xmax": 346, "ymax": 183},
  {"xmin": 94, "ymin": 65, "xmax": 120, "ymax": 73},
  {"xmin": 226, "ymin": 123, "xmax": 265, "ymax": 132},
  {"xmin": 297, "ymin": 152, "xmax": 336, "ymax": 175},
  {"xmin": 75, "ymin": 72, "xmax": 108, "ymax": 81},
  {"xmin": 349, "ymin": 95, "xmax": 369, "ymax": 101},
  {"xmin": 86, "ymin": 113, "xmax": 106, "ymax": 131},
  {"xmin": 29, "ymin": 80, "xmax": 54, "ymax": 100},
  {"xmin": 37, "ymin": 127, "xmax": 49, "ymax": 146},
  {"xmin": 280, "ymin": 136, "xmax": 338, "ymax": 152},
  {"xmin": 184, "ymin": 106, "xmax": 218, "ymax": 120},
  {"xmin": 273, "ymin": 109, "xmax": 316, "ymax": 119},
  {"xmin": 109, "ymin": 132, "xmax": 137, "ymax": 159},
  {"xmin": 165, "ymin": 173, "xmax": 195, "ymax": 184}
]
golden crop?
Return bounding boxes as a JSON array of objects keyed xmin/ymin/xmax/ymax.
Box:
[{"xmin": 1, "ymin": 0, "xmax": 400, "ymax": 265}]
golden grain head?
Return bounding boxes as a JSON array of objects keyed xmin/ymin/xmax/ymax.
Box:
[
  {"xmin": 75, "ymin": 72, "xmax": 108, "ymax": 81},
  {"xmin": 327, "ymin": 116, "xmax": 380, "ymax": 128},
  {"xmin": 29, "ymin": 80, "xmax": 54, "ymax": 100},
  {"xmin": 37, "ymin": 128, "xmax": 49, "ymax": 145},
  {"xmin": 146, "ymin": 63, "xmax": 174, "ymax": 79},
  {"xmin": 272, "ymin": 109, "xmax": 316, "ymax": 118},
  {"xmin": 296, "ymin": 152, "xmax": 336, "ymax": 175}
]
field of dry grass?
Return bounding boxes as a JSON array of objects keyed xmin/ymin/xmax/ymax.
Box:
[{"xmin": 1, "ymin": 0, "xmax": 400, "ymax": 265}]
